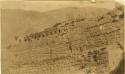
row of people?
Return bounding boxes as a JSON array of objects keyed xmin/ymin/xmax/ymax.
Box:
[{"xmin": 23, "ymin": 18, "xmax": 85, "ymax": 42}]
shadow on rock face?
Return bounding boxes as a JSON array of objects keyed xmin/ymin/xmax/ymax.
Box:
[{"xmin": 110, "ymin": 53, "xmax": 124, "ymax": 74}]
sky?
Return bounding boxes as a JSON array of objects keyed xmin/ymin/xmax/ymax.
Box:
[{"xmin": 1, "ymin": 0, "xmax": 123, "ymax": 12}]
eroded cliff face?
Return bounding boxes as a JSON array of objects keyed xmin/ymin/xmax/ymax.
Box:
[{"xmin": 2, "ymin": 5, "xmax": 124, "ymax": 74}]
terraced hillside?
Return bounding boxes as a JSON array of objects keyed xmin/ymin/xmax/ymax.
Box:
[{"xmin": 2, "ymin": 6, "xmax": 124, "ymax": 74}]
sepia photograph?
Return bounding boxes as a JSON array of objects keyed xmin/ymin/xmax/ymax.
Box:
[{"xmin": 1, "ymin": 0, "xmax": 124, "ymax": 74}]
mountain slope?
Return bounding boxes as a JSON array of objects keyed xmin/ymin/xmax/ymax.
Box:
[
  {"xmin": 2, "ymin": 6, "xmax": 124, "ymax": 74},
  {"xmin": 1, "ymin": 7, "xmax": 109, "ymax": 48}
]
